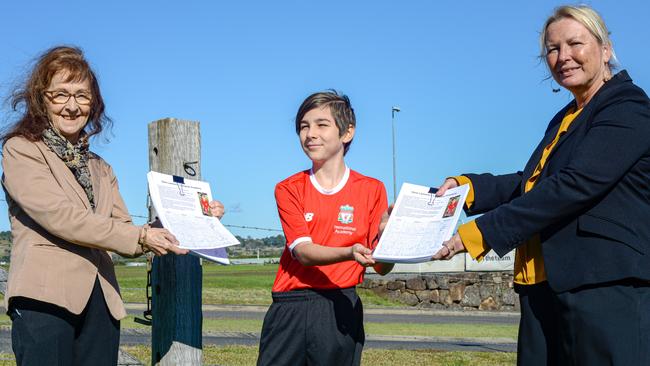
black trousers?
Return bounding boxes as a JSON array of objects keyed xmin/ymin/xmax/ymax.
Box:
[
  {"xmin": 516, "ymin": 280, "xmax": 650, "ymax": 366},
  {"xmin": 257, "ymin": 287, "xmax": 364, "ymax": 366},
  {"xmin": 554, "ymin": 280, "xmax": 650, "ymax": 366},
  {"xmin": 9, "ymin": 277, "xmax": 120, "ymax": 366},
  {"xmin": 515, "ymin": 282, "xmax": 559, "ymax": 366}
]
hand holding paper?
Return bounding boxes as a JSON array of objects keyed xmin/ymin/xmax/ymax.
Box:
[
  {"xmin": 435, "ymin": 178, "xmax": 460, "ymax": 197},
  {"xmin": 432, "ymin": 232, "xmax": 466, "ymax": 260},
  {"xmin": 141, "ymin": 227, "xmax": 188, "ymax": 256},
  {"xmin": 351, "ymin": 244, "xmax": 376, "ymax": 267},
  {"xmin": 378, "ymin": 205, "xmax": 393, "ymax": 239},
  {"xmin": 208, "ymin": 200, "xmax": 225, "ymax": 219},
  {"xmin": 147, "ymin": 171, "xmax": 240, "ymax": 264},
  {"xmin": 372, "ymin": 183, "xmax": 469, "ymax": 263}
]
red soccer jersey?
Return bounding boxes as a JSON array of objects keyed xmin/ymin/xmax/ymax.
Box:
[{"xmin": 272, "ymin": 167, "xmax": 388, "ymax": 292}]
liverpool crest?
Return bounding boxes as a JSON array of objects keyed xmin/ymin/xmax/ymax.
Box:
[{"xmin": 337, "ymin": 204, "xmax": 354, "ymax": 224}]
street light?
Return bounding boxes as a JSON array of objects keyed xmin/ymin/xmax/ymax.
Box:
[{"xmin": 391, "ymin": 106, "xmax": 401, "ymax": 203}]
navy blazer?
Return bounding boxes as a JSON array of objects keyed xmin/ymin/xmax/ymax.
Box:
[{"xmin": 465, "ymin": 70, "xmax": 650, "ymax": 293}]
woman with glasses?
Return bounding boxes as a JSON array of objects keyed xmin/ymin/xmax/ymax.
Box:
[{"xmin": 1, "ymin": 46, "xmax": 196, "ymax": 365}]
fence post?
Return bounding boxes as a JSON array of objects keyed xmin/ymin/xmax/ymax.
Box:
[{"xmin": 148, "ymin": 118, "xmax": 202, "ymax": 365}]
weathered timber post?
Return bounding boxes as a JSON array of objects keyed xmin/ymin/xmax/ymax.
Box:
[{"xmin": 148, "ymin": 118, "xmax": 202, "ymax": 365}]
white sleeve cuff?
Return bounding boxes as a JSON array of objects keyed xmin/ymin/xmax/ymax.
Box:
[{"xmin": 289, "ymin": 236, "xmax": 312, "ymax": 258}]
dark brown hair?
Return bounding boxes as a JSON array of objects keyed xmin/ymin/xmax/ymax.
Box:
[
  {"xmin": 2, "ymin": 45, "xmax": 110, "ymax": 144},
  {"xmin": 295, "ymin": 90, "xmax": 356, "ymax": 155}
]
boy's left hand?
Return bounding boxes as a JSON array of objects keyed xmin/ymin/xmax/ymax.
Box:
[
  {"xmin": 209, "ymin": 200, "xmax": 225, "ymax": 219},
  {"xmin": 351, "ymin": 244, "xmax": 376, "ymax": 267},
  {"xmin": 378, "ymin": 205, "xmax": 393, "ymax": 239}
]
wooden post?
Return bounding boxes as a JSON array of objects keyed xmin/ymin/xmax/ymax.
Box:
[{"xmin": 148, "ymin": 118, "xmax": 202, "ymax": 365}]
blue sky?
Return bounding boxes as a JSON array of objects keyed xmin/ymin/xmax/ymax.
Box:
[{"xmin": 1, "ymin": 1, "xmax": 649, "ymax": 238}]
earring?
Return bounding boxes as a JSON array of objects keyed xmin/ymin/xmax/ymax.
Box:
[{"xmin": 551, "ymin": 79, "xmax": 561, "ymax": 93}]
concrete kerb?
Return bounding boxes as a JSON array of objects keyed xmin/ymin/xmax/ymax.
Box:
[
  {"xmin": 120, "ymin": 327, "xmax": 517, "ymax": 345},
  {"xmin": 124, "ymin": 302, "xmax": 520, "ymax": 318}
]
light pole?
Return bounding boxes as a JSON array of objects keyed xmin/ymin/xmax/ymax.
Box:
[{"xmin": 391, "ymin": 106, "xmax": 401, "ymax": 203}]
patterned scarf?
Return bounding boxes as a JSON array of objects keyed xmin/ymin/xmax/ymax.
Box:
[{"xmin": 42, "ymin": 127, "xmax": 95, "ymax": 210}]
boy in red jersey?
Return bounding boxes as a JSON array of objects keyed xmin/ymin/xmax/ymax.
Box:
[{"xmin": 257, "ymin": 91, "xmax": 394, "ymax": 366}]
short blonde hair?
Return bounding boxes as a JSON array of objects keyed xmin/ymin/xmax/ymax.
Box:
[{"xmin": 540, "ymin": 5, "xmax": 617, "ymax": 70}]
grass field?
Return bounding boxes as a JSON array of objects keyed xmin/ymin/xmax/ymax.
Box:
[
  {"xmin": 120, "ymin": 345, "xmax": 517, "ymax": 366},
  {"xmin": 118, "ymin": 315, "xmax": 518, "ymax": 339},
  {"xmin": 0, "ymin": 263, "xmax": 518, "ymax": 365},
  {"xmin": 115, "ymin": 262, "xmax": 518, "ymax": 338},
  {"xmin": 116, "ymin": 263, "xmax": 402, "ymax": 306},
  {"xmin": 0, "ymin": 347, "xmax": 517, "ymax": 366},
  {"xmin": 0, "ymin": 311, "xmax": 517, "ymax": 342}
]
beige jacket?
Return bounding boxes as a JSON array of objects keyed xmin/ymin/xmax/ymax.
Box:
[{"xmin": 2, "ymin": 136, "xmax": 143, "ymax": 320}]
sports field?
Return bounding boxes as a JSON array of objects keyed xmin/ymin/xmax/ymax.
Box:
[
  {"xmin": 117, "ymin": 262, "xmax": 401, "ymax": 306},
  {"xmin": 0, "ymin": 263, "xmax": 517, "ymax": 365},
  {"xmin": 114, "ymin": 263, "xmax": 518, "ymax": 365}
]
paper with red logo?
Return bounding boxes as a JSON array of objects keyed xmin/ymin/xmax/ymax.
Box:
[
  {"xmin": 147, "ymin": 171, "xmax": 240, "ymax": 262},
  {"xmin": 373, "ymin": 183, "xmax": 469, "ymax": 263}
]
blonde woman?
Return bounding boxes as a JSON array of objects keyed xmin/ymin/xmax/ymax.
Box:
[{"xmin": 434, "ymin": 5, "xmax": 650, "ymax": 365}]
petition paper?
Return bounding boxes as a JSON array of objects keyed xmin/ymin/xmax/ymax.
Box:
[
  {"xmin": 147, "ymin": 171, "xmax": 240, "ymax": 253},
  {"xmin": 373, "ymin": 183, "xmax": 469, "ymax": 263}
]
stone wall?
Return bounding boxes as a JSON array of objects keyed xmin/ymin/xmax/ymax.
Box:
[{"xmin": 359, "ymin": 272, "xmax": 519, "ymax": 312}]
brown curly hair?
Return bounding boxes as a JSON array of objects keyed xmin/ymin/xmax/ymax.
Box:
[{"xmin": 2, "ymin": 45, "xmax": 111, "ymax": 144}]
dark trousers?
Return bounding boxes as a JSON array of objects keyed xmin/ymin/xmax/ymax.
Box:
[
  {"xmin": 516, "ymin": 280, "xmax": 650, "ymax": 366},
  {"xmin": 9, "ymin": 277, "xmax": 120, "ymax": 366},
  {"xmin": 257, "ymin": 287, "xmax": 364, "ymax": 366},
  {"xmin": 515, "ymin": 282, "xmax": 559, "ymax": 366},
  {"xmin": 554, "ymin": 280, "xmax": 650, "ymax": 366}
]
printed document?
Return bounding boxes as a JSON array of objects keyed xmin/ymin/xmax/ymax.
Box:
[
  {"xmin": 191, "ymin": 247, "xmax": 230, "ymax": 265},
  {"xmin": 147, "ymin": 171, "xmax": 239, "ymax": 263},
  {"xmin": 373, "ymin": 183, "xmax": 469, "ymax": 263}
]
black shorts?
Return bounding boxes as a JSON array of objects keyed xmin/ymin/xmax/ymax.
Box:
[{"xmin": 257, "ymin": 287, "xmax": 364, "ymax": 366}]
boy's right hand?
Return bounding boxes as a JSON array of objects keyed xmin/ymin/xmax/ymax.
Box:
[{"xmin": 351, "ymin": 244, "xmax": 375, "ymax": 267}]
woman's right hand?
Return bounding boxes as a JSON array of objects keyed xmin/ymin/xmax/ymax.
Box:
[
  {"xmin": 142, "ymin": 228, "xmax": 188, "ymax": 256},
  {"xmin": 435, "ymin": 178, "xmax": 459, "ymax": 197},
  {"xmin": 432, "ymin": 232, "xmax": 466, "ymax": 260}
]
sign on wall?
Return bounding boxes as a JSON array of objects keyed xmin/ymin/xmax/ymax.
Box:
[
  {"xmin": 465, "ymin": 249, "xmax": 515, "ymax": 271},
  {"xmin": 368, "ymin": 249, "xmax": 515, "ymax": 274}
]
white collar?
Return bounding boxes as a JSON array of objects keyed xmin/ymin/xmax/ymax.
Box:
[{"xmin": 309, "ymin": 166, "xmax": 350, "ymax": 195}]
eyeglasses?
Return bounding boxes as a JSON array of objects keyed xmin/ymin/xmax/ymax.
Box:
[{"xmin": 44, "ymin": 90, "xmax": 92, "ymax": 105}]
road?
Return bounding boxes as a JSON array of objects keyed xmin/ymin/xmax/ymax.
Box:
[
  {"xmin": 126, "ymin": 303, "xmax": 520, "ymax": 326},
  {"xmin": 123, "ymin": 304, "xmax": 518, "ymax": 352},
  {"xmin": 0, "ymin": 305, "xmax": 519, "ymax": 354}
]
